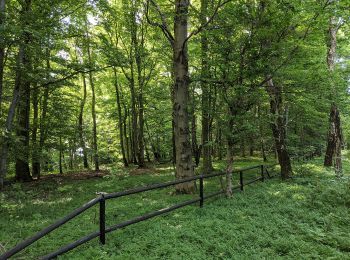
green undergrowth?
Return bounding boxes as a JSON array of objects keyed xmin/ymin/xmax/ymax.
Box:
[{"xmin": 1, "ymin": 158, "xmax": 350, "ymax": 259}]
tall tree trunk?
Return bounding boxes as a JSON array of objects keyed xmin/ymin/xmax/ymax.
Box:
[
  {"xmin": 59, "ymin": 136, "xmax": 63, "ymax": 174},
  {"xmin": 324, "ymin": 104, "xmax": 342, "ymax": 170},
  {"xmin": 130, "ymin": 70, "xmax": 138, "ymax": 165},
  {"xmin": 137, "ymin": 101, "xmax": 145, "ymax": 166},
  {"xmin": 127, "ymin": 106, "xmax": 135, "ymax": 163},
  {"xmin": 31, "ymin": 84, "xmax": 39, "ymax": 178},
  {"xmin": 170, "ymin": 71, "xmax": 176, "ymax": 165},
  {"xmin": 137, "ymin": 87, "xmax": 145, "ymax": 167},
  {"xmin": 200, "ymin": 0, "xmax": 213, "ymax": 174},
  {"xmin": 0, "ymin": 0, "xmax": 5, "ymax": 116},
  {"xmin": 324, "ymin": 17, "xmax": 342, "ymax": 176},
  {"xmin": 265, "ymin": 79, "xmax": 292, "ymax": 180},
  {"xmin": 130, "ymin": 4, "xmax": 146, "ymax": 168},
  {"xmin": 113, "ymin": 67, "xmax": 128, "ymax": 167},
  {"xmin": 37, "ymin": 84, "xmax": 49, "ymax": 176},
  {"xmin": 15, "ymin": 69, "xmax": 31, "ymax": 181},
  {"xmin": 78, "ymin": 74, "xmax": 89, "ymax": 168},
  {"xmin": 173, "ymin": 0, "xmax": 194, "ymax": 193},
  {"xmin": 0, "ymin": 50, "xmax": 22, "ymax": 188},
  {"xmin": 15, "ymin": 73, "xmax": 31, "ymax": 181},
  {"xmin": 224, "ymin": 109, "xmax": 235, "ymax": 197},
  {"xmin": 123, "ymin": 104, "xmax": 131, "ymax": 163},
  {"xmin": 258, "ymin": 105, "xmax": 267, "ymax": 162},
  {"xmin": 15, "ymin": 0, "xmax": 32, "ymax": 182},
  {"xmin": 86, "ymin": 32, "xmax": 99, "ymax": 171},
  {"xmin": 216, "ymin": 126, "xmax": 223, "ymax": 160},
  {"xmin": 33, "ymin": 53, "xmax": 51, "ymax": 178},
  {"xmin": 191, "ymin": 87, "xmax": 201, "ymax": 167},
  {"xmin": 225, "ymin": 139, "xmax": 234, "ymax": 197},
  {"xmin": 123, "ymin": 0, "xmax": 139, "ymax": 166},
  {"xmin": 89, "ymin": 70, "xmax": 99, "ymax": 171}
]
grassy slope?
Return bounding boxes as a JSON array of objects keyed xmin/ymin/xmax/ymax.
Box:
[{"xmin": 0, "ymin": 158, "xmax": 350, "ymax": 259}]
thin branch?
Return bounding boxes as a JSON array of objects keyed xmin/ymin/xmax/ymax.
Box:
[
  {"xmin": 184, "ymin": 0, "xmax": 231, "ymax": 44},
  {"xmin": 33, "ymin": 65, "xmax": 113, "ymax": 90},
  {"xmin": 145, "ymin": 0, "xmax": 174, "ymax": 46}
]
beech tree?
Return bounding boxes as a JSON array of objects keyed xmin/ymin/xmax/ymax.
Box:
[{"xmin": 323, "ymin": 16, "xmax": 343, "ymax": 176}]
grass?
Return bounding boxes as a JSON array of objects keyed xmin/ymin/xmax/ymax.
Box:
[{"xmin": 1, "ymin": 157, "xmax": 350, "ymax": 259}]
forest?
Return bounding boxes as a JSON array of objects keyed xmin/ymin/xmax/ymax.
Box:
[{"xmin": 0, "ymin": 0, "xmax": 350, "ymax": 259}]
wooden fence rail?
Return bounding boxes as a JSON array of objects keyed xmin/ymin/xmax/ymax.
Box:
[{"xmin": 0, "ymin": 164, "xmax": 279, "ymax": 260}]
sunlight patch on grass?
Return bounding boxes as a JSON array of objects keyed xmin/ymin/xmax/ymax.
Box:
[
  {"xmin": 292, "ymin": 193, "xmax": 306, "ymax": 200},
  {"xmin": 32, "ymin": 197, "xmax": 73, "ymax": 206}
]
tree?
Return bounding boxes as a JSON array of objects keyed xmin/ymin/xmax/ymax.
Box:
[
  {"xmin": 323, "ymin": 16, "xmax": 343, "ymax": 177},
  {"xmin": 200, "ymin": 0, "xmax": 213, "ymax": 174},
  {"xmin": 0, "ymin": 0, "xmax": 5, "ymax": 115},
  {"xmin": 146, "ymin": 0, "xmax": 194, "ymax": 193},
  {"xmin": 85, "ymin": 18, "xmax": 100, "ymax": 172}
]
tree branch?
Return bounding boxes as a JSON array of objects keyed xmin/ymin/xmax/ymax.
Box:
[
  {"xmin": 184, "ymin": 0, "xmax": 231, "ymax": 44},
  {"xmin": 33, "ymin": 65, "xmax": 113, "ymax": 90},
  {"xmin": 145, "ymin": 0, "xmax": 174, "ymax": 46}
]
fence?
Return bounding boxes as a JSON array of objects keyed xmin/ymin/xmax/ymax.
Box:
[{"xmin": 0, "ymin": 164, "xmax": 278, "ymax": 260}]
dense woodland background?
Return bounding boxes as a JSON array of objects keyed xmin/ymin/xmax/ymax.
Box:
[{"xmin": 0, "ymin": 0, "xmax": 349, "ymax": 193}]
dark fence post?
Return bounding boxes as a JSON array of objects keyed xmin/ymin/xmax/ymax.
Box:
[
  {"xmin": 261, "ymin": 165, "xmax": 265, "ymax": 182},
  {"xmin": 199, "ymin": 175, "xmax": 204, "ymax": 208},
  {"xmin": 99, "ymin": 194, "xmax": 106, "ymax": 245},
  {"xmin": 265, "ymin": 167, "xmax": 271, "ymax": 178},
  {"xmin": 239, "ymin": 171, "xmax": 243, "ymax": 191}
]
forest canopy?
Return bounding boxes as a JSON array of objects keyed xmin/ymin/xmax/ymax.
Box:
[{"xmin": 0, "ymin": 0, "xmax": 349, "ymax": 193}]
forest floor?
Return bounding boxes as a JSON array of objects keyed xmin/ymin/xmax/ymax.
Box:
[{"xmin": 1, "ymin": 157, "xmax": 350, "ymax": 259}]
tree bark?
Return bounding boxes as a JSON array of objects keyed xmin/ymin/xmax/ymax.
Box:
[
  {"xmin": 265, "ymin": 79, "xmax": 292, "ymax": 180},
  {"xmin": 128, "ymin": 63, "xmax": 138, "ymax": 165},
  {"xmin": 324, "ymin": 104, "xmax": 342, "ymax": 170},
  {"xmin": 225, "ymin": 139, "xmax": 234, "ymax": 197},
  {"xmin": 127, "ymin": 105, "xmax": 135, "ymax": 163},
  {"xmin": 31, "ymin": 84, "xmax": 39, "ymax": 178},
  {"xmin": 32, "ymin": 52, "xmax": 51, "ymax": 178},
  {"xmin": 324, "ymin": 17, "xmax": 342, "ymax": 176},
  {"xmin": 130, "ymin": 4, "xmax": 146, "ymax": 168},
  {"xmin": 15, "ymin": 71, "xmax": 31, "ymax": 181},
  {"xmin": 113, "ymin": 67, "xmax": 128, "ymax": 167},
  {"xmin": 37, "ymin": 82, "xmax": 49, "ymax": 176},
  {"xmin": 78, "ymin": 74, "xmax": 89, "ymax": 168},
  {"xmin": 15, "ymin": 0, "xmax": 32, "ymax": 182},
  {"xmin": 173, "ymin": 0, "xmax": 194, "ymax": 193},
  {"xmin": 0, "ymin": 52, "xmax": 22, "ymax": 187},
  {"xmin": 170, "ymin": 71, "xmax": 176, "ymax": 165},
  {"xmin": 191, "ymin": 87, "xmax": 201, "ymax": 167},
  {"xmin": 216, "ymin": 126, "xmax": 223, "ymax": 160},
  {"xmin": 200, "ymin": 0, "xmax": 213, "ymax": 174},
  {"xmin": 0, "ymin": 0, "xmax": 5, "ymax": 115},
  {"xmin": 15, "ymin": 71, "xmax": 31, "ymax": 180},
  {"xmin": 123, "ymin": 104, "xmax": 131, "ymax": 163},
  {"xmin": 86, "ymin": 29, "xmax": 99, "ymax": 171},
  {"xmin": 258, "ymin": 105, "xmax": 267, "ymax": 162},
  {"xmin": 59, "ymin": 136, "xmax": 63, "ymax": 174}
]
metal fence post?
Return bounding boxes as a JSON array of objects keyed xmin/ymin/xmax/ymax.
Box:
[
  {"xmin": 99, "ymin": 195, "xmax": 106, "ymax": 245},
  {"xmin": 239, "ymin": 171, "xmax": 243, "ymax": 191},
  {"xmin": 199, "ymin": 175, "xmax": 204, "ymax": 207},
  {"xmin": 261, "ymin": 165, "xmax": 265, "ymax": 182}
]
